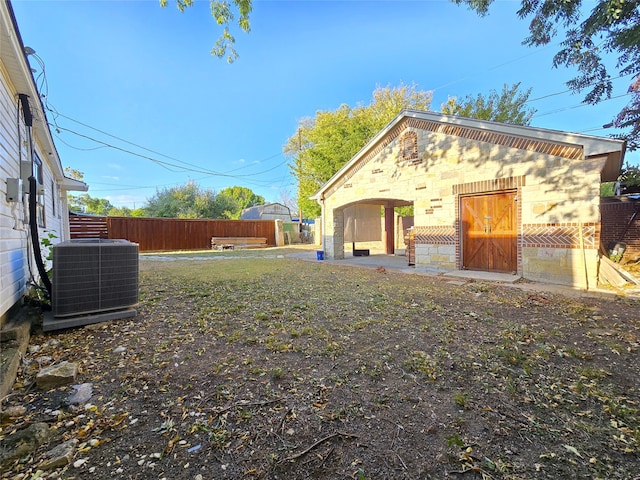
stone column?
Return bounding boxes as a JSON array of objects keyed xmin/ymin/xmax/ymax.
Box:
[
  {"xmin": 329, "ymin": 208, "xmax": 344, "ymax": 259},
  {"xmin": 384, "ymin": 206, "xmax": 394, "ymax": 254},
  {"xmin": 274, "ymin": 219, "xmax": 285, "ymax": 247}
]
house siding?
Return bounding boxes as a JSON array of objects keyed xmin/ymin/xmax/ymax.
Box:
[
  {"xmin": 0, "ymin": 7, "xmax": 73, "ymax": 323},
  {"xmin": 0, "ymin": 61, "xmax": 28, "ymax": 320}
]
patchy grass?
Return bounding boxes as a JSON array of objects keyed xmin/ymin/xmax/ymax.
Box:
[{"xmin": 2, "ymin": 254, "xmax": 639, "ymax": 479}]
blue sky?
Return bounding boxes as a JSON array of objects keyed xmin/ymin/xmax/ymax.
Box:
[{"xmin": 12, "ymin": 0, "xmax": 638, "ymax": 209}]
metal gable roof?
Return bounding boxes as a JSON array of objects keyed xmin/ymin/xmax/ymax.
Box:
[{"xmin": 240, "ymin": 203, "xmax": 291, "ymax": 220}]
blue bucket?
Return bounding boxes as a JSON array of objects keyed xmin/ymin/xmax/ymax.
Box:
[{"xmin": 316, "ymin": 250, "xmax": 324, "ymax": 261}]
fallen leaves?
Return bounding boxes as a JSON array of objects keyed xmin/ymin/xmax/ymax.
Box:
[
  {"xmin": 2, "ymin": 255, "xmax": 639, "ymax": 480},
  {"xmin": 563, "ymin": 444, "xmax": 583, "ymax": 458}
]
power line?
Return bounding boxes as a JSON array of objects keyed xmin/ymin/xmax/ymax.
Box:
[
  {"xmin": 87, "ymin": 172, "xmax": 293, "ymax": 194},
  {"xmin": 47, "ymin": 106, "xmax": 220, "ymax": 172},
  {"xmin": 526, "ymin": 74, "xmax": 633, "ymax": 103},
  {"xmin": 53, "ymin": 123, "xmax": 288, "ymax": 180},
  {"xmin": 430, "ymin": 42, "xmax": 559, "ymax": 93},
  {"xmin": 426, "ymin": 32, "xmax": 634, "ymax": 116},
  {"xmin": 36, "ymin": 65, "xmax": 290, "ymax": 183},
  {"xmin": 27, "ymin": 52, "xmax": 48, "ymax": 99},
  {"xmin": 577, "ymin": 126, "xmax": 609, "ymax": 133},
  {"xmin": 53, "ymin": 132, "xmax": 110, "ymax": 151},
  {"xmin": 47, "ymin": 106, "xmax": 288, "ymax": 175},
  {"xmin": 532, "ymin": 92, "xmax": 633, "ymax": 119}
]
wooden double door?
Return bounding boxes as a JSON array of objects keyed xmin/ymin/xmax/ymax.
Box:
[{"xmin": 461, "ymin": 191, "xmax": 517, "ymax": 273}]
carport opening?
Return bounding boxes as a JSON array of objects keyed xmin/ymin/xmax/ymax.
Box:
[{"xmin": 341, "ymin": 201, "xmax": 413, "ymax": 259}]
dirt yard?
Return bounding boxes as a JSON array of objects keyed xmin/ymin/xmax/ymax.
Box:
[{"xmin": 2, "ymin": 251, "xmax": 639, "ymax": 479}]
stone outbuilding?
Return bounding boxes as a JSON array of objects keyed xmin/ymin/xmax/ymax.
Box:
[{"xmin": 312, "ymin": 110, "xmax": 626, "ymax": 288}]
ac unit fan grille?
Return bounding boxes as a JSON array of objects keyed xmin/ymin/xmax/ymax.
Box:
[{"xmin": 52, "ymin": 240, "xmax": 139, "ymax": 317}]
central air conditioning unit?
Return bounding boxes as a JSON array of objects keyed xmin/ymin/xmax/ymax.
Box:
[{"xmin": 44, "ymin": 239, "xmax": 139, "ymax": 331}]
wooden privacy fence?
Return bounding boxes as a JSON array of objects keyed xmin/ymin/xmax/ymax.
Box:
[
  {"xmin": 69, "ymin": 213, "xmax": 109, "ymax": 239},
  {"xmin": 69, "ymin": 214, "xmax": 276, "ymax": 252}
]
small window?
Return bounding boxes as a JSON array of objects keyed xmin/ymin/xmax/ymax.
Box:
[
  {"xmin": 33, "ymin": 153, "xmax": 45, "ymax": 227},
  {"xmin": 400, "ymin": 131, "xmax": 418, "ymax": 161},
  {"xmin": 51, "ymin": 180, "xmax": 56, "ymax": 217},
  {"xmin": 33, "ymin": 153, "xmax": 44, "ymax": 185}
]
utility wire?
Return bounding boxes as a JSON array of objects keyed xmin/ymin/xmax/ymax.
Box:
[
  {"xmin": 43, "ymin": 48, "xmax": 631, "ymax": 181},
  {"xmin": 88, "ymin": 171, "xmax": 291, "ymax": 193},
  {"xmin": 31, "ymin": 33, "xmax": 634, "ymax": 204},
  {"xmin": 47, "ymin": 106, "xmax": 219, "ymax": 172},
  {"xmin": 53, "ymin": 124, "xmax": 289, "ymax": 180},
  {"xmin": 430, "ymin": 42, "xmax": 559, "ymax": 93},
  {"xmin": 526, "ymin": 74, "xmax": 633, "ymax": 103},
  {"xmin": 47, "ymin": 106, "xmax": 286, "ymax": 175},
  {"xmin": 53, "ymin": 132, "xmax": 110, "ymax": 151},
  {"xmin": 28, "ymin": 53, "xmax": 48, "ymax": 99},
  {"xmin": 532, "ymin": 92, "xmax": 632, "ymax": 118}
]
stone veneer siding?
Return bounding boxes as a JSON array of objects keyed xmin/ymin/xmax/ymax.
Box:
[{"xmin": 321, "ymin": 120, "xmax": 607, "ymax": 288}]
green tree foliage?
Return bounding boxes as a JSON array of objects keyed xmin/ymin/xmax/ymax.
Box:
[
  {"xmin": 64, "ymin": 168, "xmax": 261, "ymax": 219},
  {"xmin": 215, "ymin": 186, "xmax": 265, "ymax": 219},
  {"xmin": 286, "ymin": 84, "xmax": 433, "ymax": 218},
  {"xmin": 68, "ymin": 193, "xmax": 114, "ymax": 216},
  {"xmin": 160, "ymin": 0, "xmax": 252, "ymax": 63},
  {"xmin": 441, "ymin": 83, "xmax": 536, "ymax": 125},
  {"xmin": 452, "ymin": 0, "xmax": 640, "ymax": 149},
  {"xmin": 143, "ymin": 181, "xmax": 263, "ymax": 219},
  {"xmin": 65, "ymin": 168, "xmax": 140, "ymax": 216},
  {"xmin": 395, "ymin": 206, "xmax": 414, "ymax": 217},
  {"xmin": 618, "ymin": 161, "xmax": 640, "ymax": 190},
  {"xmin": 107, "ymin": 206, "xmax": 147, "ymax": 217},
  {"xmin": 63, "ymin": 167, "xmax": 84, "ymax": 181},
  {"xmin": 144, "ymin": 181, "xmax": 218, "ymax": 218}
]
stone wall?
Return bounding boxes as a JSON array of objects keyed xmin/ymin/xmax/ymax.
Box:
[{"xmin": 320, "ymin": 118, "xmax": 610, "ymax": 288}]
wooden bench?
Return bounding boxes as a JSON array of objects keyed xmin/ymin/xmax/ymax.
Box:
[{"xmin": 211, "ymin": 237, "xmax": 268, "ymax": 250}]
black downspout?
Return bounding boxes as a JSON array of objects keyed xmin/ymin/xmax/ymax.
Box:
[
  {"xmin": 18, "ymin": 94, "xmax": 32, "ymax": 127},
  {"xmin": 20, "ymin": 95, "xmax": 52, "ymax": 297},
  {"xmin": 29, "ymin": 176, "xmax": 52, "ymax": 297}
]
